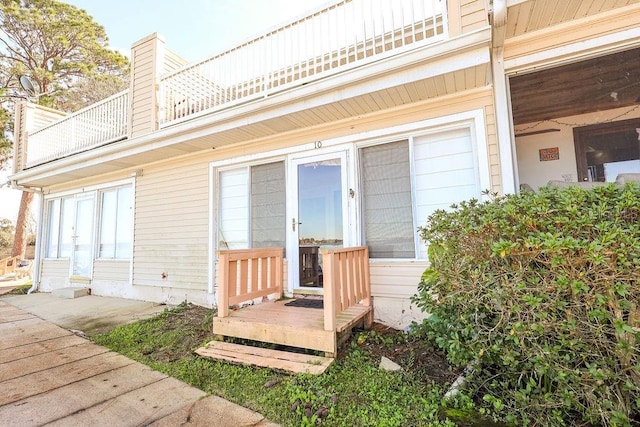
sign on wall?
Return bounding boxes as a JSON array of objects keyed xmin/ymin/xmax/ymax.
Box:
[{"xmin": 539, "ymin": 147, "xmax": 559, "ymax": 161}]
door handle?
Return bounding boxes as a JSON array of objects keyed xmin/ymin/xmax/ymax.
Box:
[{"xmin": 292, "ymin": 218, "xmax": 302, "ymax": 232}]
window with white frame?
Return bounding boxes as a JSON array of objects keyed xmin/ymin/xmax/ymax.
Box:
[
  {"xmin": 98, "ymin": 185, "xmax": 133, "ymax": 259},
  {"xmin": 45, "ymin": 197, "xmax": 74, "ymax": 258},
  {"xmin": 360, "ymin": 140, "xmax": 415, "ymax": 258},
  {"xmin": 218, "ymin": 161, "xmax": 285, "ymax": 250},
  {"xmin": 44, "ymin": 184, "xmax": 134, "ymax": 262},
  {"xmin": 359, "ymin": 126, "xmax": 480, "ymax": 259}
]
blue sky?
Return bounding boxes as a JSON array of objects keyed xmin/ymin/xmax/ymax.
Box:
[
  {"xmin": 0, "ymin": 0, "xmax": 329, "ymax": 221},
  {"xmin": 67, "ymin": 0, "xmax": 330, "ymax": 62}
]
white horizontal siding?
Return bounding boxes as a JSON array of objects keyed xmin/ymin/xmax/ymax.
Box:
[
  {"xmin": 27, "ymin": 107, "xmax": 66, "ymax": 132},
  {"xmin": 130, "ymin": 36, "xmax": 158, "ymax": 138},
  {"xmin": 461, "ymin": 0, "xmax": 488, "ymax": 33},
  {"xmin": 39, "ymin": 259, "xmax": 70, "ymax": 292},
  {"xmin": 133, "ymin": 158, "xmax": 209, "ymax": 289},
  {"xmin": 41, "ymin": 259, "xmax": 69, "ymax": 277},
  {"xmin": 369, "ymin": 261, "xmax": 428, "ymax": 298},
  {"xmin": 93, "ymin": 260, "xmax": 131, "ymax": 282}
]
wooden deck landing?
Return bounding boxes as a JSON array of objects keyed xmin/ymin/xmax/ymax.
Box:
[{"xmin": 212, "ymin": 299, "xmax": 371, "ymax": 354}]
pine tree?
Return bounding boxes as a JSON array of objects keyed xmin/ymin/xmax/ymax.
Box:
[{"xmin": 0, "ymin": 0, "xmax": 129, "ymax": 258}]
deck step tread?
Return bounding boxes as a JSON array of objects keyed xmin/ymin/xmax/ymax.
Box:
[{"xmin": 195, "ymin": 341, "xmax": 334, "ymax": 375}]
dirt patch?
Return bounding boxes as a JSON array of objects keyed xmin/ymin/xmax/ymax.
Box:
[
  {"xmin": 153, "ymin": 304, "xmax": 458, "ymax": 386},
  {"xmin": 350, "ymin": 322, "xmax": 460, "ymax": 386},
  {"xmin": 147, "ymin": 304, "xmax": 215, "ymax": 363}
]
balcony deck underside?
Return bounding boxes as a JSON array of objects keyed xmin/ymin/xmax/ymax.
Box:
[
  {"xmin": 15, "ymin": 37, "xmax": 490, "ymax": 188},
  {"xmin": 212, "ymin": 299, "xmax": 371, "ymax": 354}
]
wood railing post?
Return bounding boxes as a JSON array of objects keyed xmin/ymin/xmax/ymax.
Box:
[
  {"xmin": 322, "ymin": 250, "xmax": 336, "ymax": 332},
  {"xmin": 216, "ymin": 248, "xmax": 284, "ymax": 315},
  {"xmin": 275, "ymin": 252, "xmax": 283, "ymax": 299},
  {"xmin": 362, "ymin": 247, "xmax": 373, "ymax": 328},
  {"xmin": 217, "ymin": 251, "xmax": 230, "ymax": 318},
  {"xmin": 321, "ymin": 246, "xmax": 372, "ymax": 331},
  {"xmin": 0, "ymin": 256, "xmax": 20, "ymax": 276}
]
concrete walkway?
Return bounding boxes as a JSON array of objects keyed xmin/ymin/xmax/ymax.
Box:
[{"xmin": 0, "ymin": 294, "xmax": 279, "ymax": 427}]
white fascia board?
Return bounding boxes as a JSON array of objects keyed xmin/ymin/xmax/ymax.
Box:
[{"xmin": 505, "ymin": 27, "xmax": 640, "ymax": 74}]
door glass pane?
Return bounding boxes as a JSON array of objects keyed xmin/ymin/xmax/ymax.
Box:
[
  {"xmin": 298, "ymin": 159, "xmax": 342, "ymax": 287},
  {"xmin": 73, "ymin": 198, "xmax": 94, "ymax": 276}
]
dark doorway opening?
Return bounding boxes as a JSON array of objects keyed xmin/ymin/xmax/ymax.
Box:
[{"xmin": 573, "ymin": 118, "xmax": 640, "ymax": 182}]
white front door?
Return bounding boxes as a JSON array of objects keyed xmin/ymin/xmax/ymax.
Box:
[
  {"xmin": 70, "ymin": 195, "xmax": 95, "ymax": 277},
  {"xmin": 287, "ymin": 148, "xmax": 354, "ymax": 292}
]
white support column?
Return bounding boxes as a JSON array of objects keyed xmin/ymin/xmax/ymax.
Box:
[{"xmin": 491, "ymin": 0, "xmax": 518, "ymax": 194}]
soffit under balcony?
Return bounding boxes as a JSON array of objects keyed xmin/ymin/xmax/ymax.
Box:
[
  {"xmin": 505, "ymin": 0, "xmax": 640, "ymax": 38},
  {"xmin": 15, "ymin": 30, "xmax": 491, "ymax": 188}
]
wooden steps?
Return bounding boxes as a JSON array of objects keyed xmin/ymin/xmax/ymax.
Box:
[{"xmin": 195, "ymin": 341, "xmax": 334, "ymax": 375}]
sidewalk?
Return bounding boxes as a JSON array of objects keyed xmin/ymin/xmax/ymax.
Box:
[{"xmin": 0, "ymin": 293, "xmax": 279, "ymax": 426}]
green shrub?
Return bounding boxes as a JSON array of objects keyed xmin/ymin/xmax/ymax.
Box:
[{"xmin": 412, "ymin": 184, "xmax": 640, "ymax": 426}]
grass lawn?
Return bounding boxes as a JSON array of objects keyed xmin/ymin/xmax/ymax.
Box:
[{"xmin": 92, "ymin": 303, "xmax": 493, "ymax": 426}]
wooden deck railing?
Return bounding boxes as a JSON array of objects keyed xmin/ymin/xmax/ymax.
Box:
[
  {"xmin": 0, "ymin": 256, "xmax": 20, "ymax": 276},
  {"xmin": 159, "ymin": 0, "xmax": 445, "ymax": 125},
  {"xmin": 321, "ymin": 246, "xmax": 371, "ymax": 332},
  {"xmin": 25, "ymin": 90, "xmax": 129, "ymax": 168},
  {"xmin": 217, "ymin": 248, "xmax": 284, "ymax": 318}
]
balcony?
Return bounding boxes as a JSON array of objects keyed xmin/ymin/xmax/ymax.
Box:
[
  {"xmin": 24, "ymin": 91, "xmax": 129, "ymax": 169},
  {"xmin": 16, "ymin": 0, "xmax": 447, "ymax": 172},
  {"xmin": 160, "ymin": 0, "xmax": 446, "ymax": 126}
]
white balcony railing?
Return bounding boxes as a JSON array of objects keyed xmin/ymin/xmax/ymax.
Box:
[
  {"xmin": 160, "ymin": 0, "xmax": 446, "ymax": 125},
  {"xmin": 26, "ymin": 90, "xmax": 129, "ymax": 168},
  {"xmin": 21, "ymin": 1, "xmax": 446, "ymax": 169}
]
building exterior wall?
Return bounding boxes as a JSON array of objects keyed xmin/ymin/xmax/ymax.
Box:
[
  {"xmin": 24, "ymin": 1, "xmax": 504, "ymax": 327},
  {"xmin": 448, "ymin": 0, "xmax": 489, "ymax": 36},
  {"xmin": 460, "ymin": 0, "xmax": 489, "ymax": 33},
  {"xmin": 132, "ymin": 158, "xmax": 209, "ymax": 290},
  {"xmin": 39, "ymin": 259, "xmax": 70, "ymax": 292},
  {"xmin": 163, "ymin": 49, "xmax": 188, "ymax": 74}
]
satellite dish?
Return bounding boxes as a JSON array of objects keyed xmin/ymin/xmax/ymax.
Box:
[{"xmin": 19, "ymin": 75, "xmax": 37, "ymax": 97}]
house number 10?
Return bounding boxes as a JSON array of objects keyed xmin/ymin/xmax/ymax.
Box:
[{"xmin": 314, "ymin": 141, "xmax": 322, "ymax": 149}]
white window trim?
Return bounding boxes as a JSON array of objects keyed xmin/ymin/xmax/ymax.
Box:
[
  {"xmin": 96, "ymin": 185, "xmax": 134, "ymax": 261},
  {"xmin": 208, "ymin": 156, "xmax": 287, "ymax": 295},
  {"xmin": 355, "ymin": 110, "xmax": 491, "ymax": 262},
  {"xmin": 40, "ymin": 179, "xmax": 135, "ymax": 279},
  {"xmin": 207, "ymin": 110, "xmax": 492, "ymax": 289}
]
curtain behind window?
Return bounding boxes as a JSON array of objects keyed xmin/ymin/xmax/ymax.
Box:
[
  {"xmin": 251, "ymin": 162, "xmax": 285, "ymax": 248},
  {"xmin": 219, "ymin": 161, "xmax": 285, "ymax": 250},
  {"xmin": 360, "ymin": 141, "xmax": 415, "ymax": 258}
]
